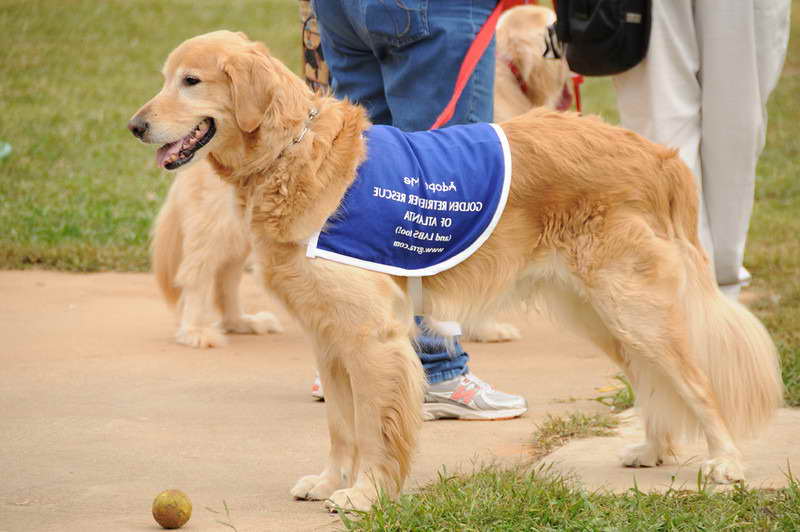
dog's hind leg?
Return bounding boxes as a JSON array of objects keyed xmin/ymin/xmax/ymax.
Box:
[
  {"xmin": 617, "ymin": 356, "xmax": 683, "ymax": 467},
  {"xmin": 291, "ymin": 356, "xmax": 356, "ymax": 501},
  {"xmin": 585, "ymin": 231, "xmax": 746, "ymax": 483},
  {"xmin": 216, "ymin": 255, "xmax": 283, "ymax": 336},
  {"xmin": 621, "ymin": 331, "xmax": 744, "ymax": 482},
  {"xmin": 531, "ymin": 278, "xmax": 681, "ymax": 465}
]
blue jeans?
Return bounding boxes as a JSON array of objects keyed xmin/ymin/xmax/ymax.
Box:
[
  {"xmin": 415, "ymin": 318, "xmax": 471, "ymax": 383},
  {"xmin": 313, "ymin": 0, "xmax": 497, "ymax": 383},
  {"xmin": 312, "ymin": 0, "xmax": 496, "ymax": 131}
]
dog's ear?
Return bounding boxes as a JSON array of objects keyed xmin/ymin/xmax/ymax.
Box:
[
  {"xmin": 222, "ymin": 43, "xmax": 310, "ymax": 133},
  {"xmin": 222, "ymin": 46, "xmax": 272, "ymax": 133}
]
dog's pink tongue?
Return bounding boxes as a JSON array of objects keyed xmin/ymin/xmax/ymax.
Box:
[{"xmin": 156, "ymin": 141, "xmax": 181, "ymax": 168}]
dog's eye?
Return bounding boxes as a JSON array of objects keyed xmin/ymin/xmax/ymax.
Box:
[{"xmin": 183, "ymin": 76, "xmax": 201, "ymax": 86}]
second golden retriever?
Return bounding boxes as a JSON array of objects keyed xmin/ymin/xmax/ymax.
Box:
[{"xmin": 150, "ymin": 158, "xmax": 282, "ymax": 347}]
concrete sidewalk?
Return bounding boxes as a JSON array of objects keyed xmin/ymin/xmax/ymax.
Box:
[
  {"xmin": 0, "ymin": 271, "xmax": 615, "ymax": 531},
  {"xmin": 543, "ymin": 408, "xmax": 800, "ymax": 493},
  {"xmin": 0, "ymin": 271, "xmax": 795, "ymax": 531}
]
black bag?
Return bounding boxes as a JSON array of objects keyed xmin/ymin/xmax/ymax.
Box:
[{"xmin": 555, "ymin": 0, "xmax": 651, "ymax": 76}]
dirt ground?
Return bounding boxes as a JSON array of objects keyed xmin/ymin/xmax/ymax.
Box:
[{"xmin": 0, "ymin": 270, "xmax": 794, "ymax": 531}]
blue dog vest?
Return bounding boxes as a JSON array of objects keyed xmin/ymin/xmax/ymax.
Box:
[{"xmin": 306, "ymin": 123, "xmax": 511, "ymax": 276}]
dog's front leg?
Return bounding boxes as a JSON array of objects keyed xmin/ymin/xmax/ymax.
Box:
[
  {"xmin": 323, "ymin": 337, "xmax": 424, "ymax": 512},
  {"xmin": 291, "ymin": 359, "xmax": 356, "ymax": 501},
  {"xmin": 175, "ymin": 276, "xmax": 227, "ymax": 348}
]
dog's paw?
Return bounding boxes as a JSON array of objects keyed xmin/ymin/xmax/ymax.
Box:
[
  {"xmin": 290, "ymin": 475, "xmax": 321, "ymax": 499},
  {"xmin": 224, "ymin": 312, "xmax": 283, "ymax": 335},
  {"xmin": 621, "ymin": 443, "xmax": 662, "ymax": 468},
  {"xmin": 290, "ymin": 474, "xmax": 340, "ymax": 501},
  {"xmin": 701, "ymin": 456, "xmax": 745, "ymax": 484},
  {"xmin": 464, "ymin": 322, "xmax": 521, "ymax": 343},
  {"xmin": 324, "ymin": 487, "xmax": 374, "ymax": 513},
  {"xmin": 176, "ymin": 326, "xmax": 227, "ymax": 348}
]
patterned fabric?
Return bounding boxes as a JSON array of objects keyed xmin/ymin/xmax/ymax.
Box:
[{"xmin": 299, "ymin": 0, "xmax": 329, "ymax": 91}]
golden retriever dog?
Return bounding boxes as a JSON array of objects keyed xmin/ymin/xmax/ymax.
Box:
[
  {"xmin": 150, "ymin": 157, "xmax": 282, "ymax": 347},
  {"xmin": 129, "ymin": 31, "xmax": 782, "ymax": 511},
  {"xmin": 150, "ymin": 4, "xmax": 567, "ymax": 347}
]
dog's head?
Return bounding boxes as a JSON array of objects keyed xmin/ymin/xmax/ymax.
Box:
[
  {"xmin": 497, "ymin": 5, "xmax": 570, "ymax": 109},
  {"xmin": 128, "ymin": 30, "xmax": 310, "ymax": 171}
]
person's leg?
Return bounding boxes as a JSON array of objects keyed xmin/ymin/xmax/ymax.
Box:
[
  {"xmin": 413, "ymin": 317, "xmax": 469, "ymax": 386},
  {"xmin": 613, "ymin": 0, "xmax": 714, "ymax": 262},
  {"xmin": 312, "ymin": 0, "xmax": 392, "ymax": 124},
  {"xmin": 362, "ymin": 0, "xmax": 497, "ymax": 130},
  {"xmin": 368, "ymin": 0, "xmax": 525, "ymax": 419},
  {"xmin": 314, "ymin": 1, "xmax": 526, "ymax": 419},
  {"xmin": 348, "ymin": 0, "xmax": 497, "ymax": 384},
  {"xmin": 416, "ymin": 333, "xmax": 470, "ymax": 384},
  {"xmin": 310, "ymin": 0, "xmax": 390, "ymax": 401},
  {"xmin": 314, "ymin": 0, "xmax": 453, "ymax": 381},
  {"xmin": 415, "ymin": 321, "xmax": 527, "ymax": 421},
  {"xmin": 695, "ymin": 0, "xmax": 790, "ymax": 298},
  {"xmin": 313, "ymin": 1, "xmax": 457, "ymax": 394},
  {"xmin": 753, "ymin": 0, "xmax": 791, "ymax": 106}
]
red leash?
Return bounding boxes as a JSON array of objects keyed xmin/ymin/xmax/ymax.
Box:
[
  {"xmin": 571, "ymin": 74, "xmax": 584, "ymax": 113},
  {"xmin": 430, "ymin": 0, "xmax": 508, "ymax": 129}
]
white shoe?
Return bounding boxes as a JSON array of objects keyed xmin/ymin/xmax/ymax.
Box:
[{"xmin": 423, "ymin": 373, "xmax": 527, "ymax": 421}]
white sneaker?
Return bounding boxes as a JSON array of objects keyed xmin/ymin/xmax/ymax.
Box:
[
  {"xmin": 311, "ymin": 373, "xmax": 324, "ymax": 401},
  {"xmin": 423, "ymin": 373, "xmax": 527, "ymax": 421}
]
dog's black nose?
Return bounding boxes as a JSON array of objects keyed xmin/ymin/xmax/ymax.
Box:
[{"xmin": 128, "ymin": 117, "xmax": 149, "ymax": 139}]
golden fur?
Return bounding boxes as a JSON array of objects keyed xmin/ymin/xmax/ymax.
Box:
[{"xmin": 131, "ymin": 31, "xmax": 783, "ymax": 511}]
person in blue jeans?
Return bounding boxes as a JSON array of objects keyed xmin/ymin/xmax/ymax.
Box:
[{"xmin": 310, "ymin": 0, "xmax": 528, "ymax": 421}]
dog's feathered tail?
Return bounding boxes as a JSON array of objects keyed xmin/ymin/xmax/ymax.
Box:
[
  {"xmin": 660, "ymin": 156, "xmax": 783, "ymax": 442},
  {"xmin": 677, "ymin": 241, "xmax": 783, "ymax": 441},
  {"xmin": 151, "ymin": 189, "xmax": 183, "ymax": 307}
]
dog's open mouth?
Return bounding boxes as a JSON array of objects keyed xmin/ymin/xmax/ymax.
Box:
[{"xmin": 156, "ymin": 118, "xmax": 216, "ymax": 170}]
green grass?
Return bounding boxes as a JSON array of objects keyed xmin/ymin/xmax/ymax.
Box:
[
  {"xmin": 739, "ymin": 6, "xmax": 800, "ymax": 407},
  {"xmin": 338, "ymin": 412, "xmax": 800, "ymax": 532},
  {"xmin": 343, "ymin": 468, "xmax": 800, "ymax": 531},
  {"xmin": 342, "ymin": 412, "xmax": 800, "ymax": 531},
  {"xmin": 595, "ymin": 374, "xmax": 636, "ymax": 412},
  {"xmin": 530, "ymin": 412, "xmax": 619, "ymax": 460},
  {"xmin": 747, "ymin": 51, "xmax": 800, "ymax": 406}
]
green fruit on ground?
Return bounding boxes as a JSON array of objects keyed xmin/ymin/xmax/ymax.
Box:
[{"xmin": 152, "ymin": 489, "xmax": 192, "ymax": 529}]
